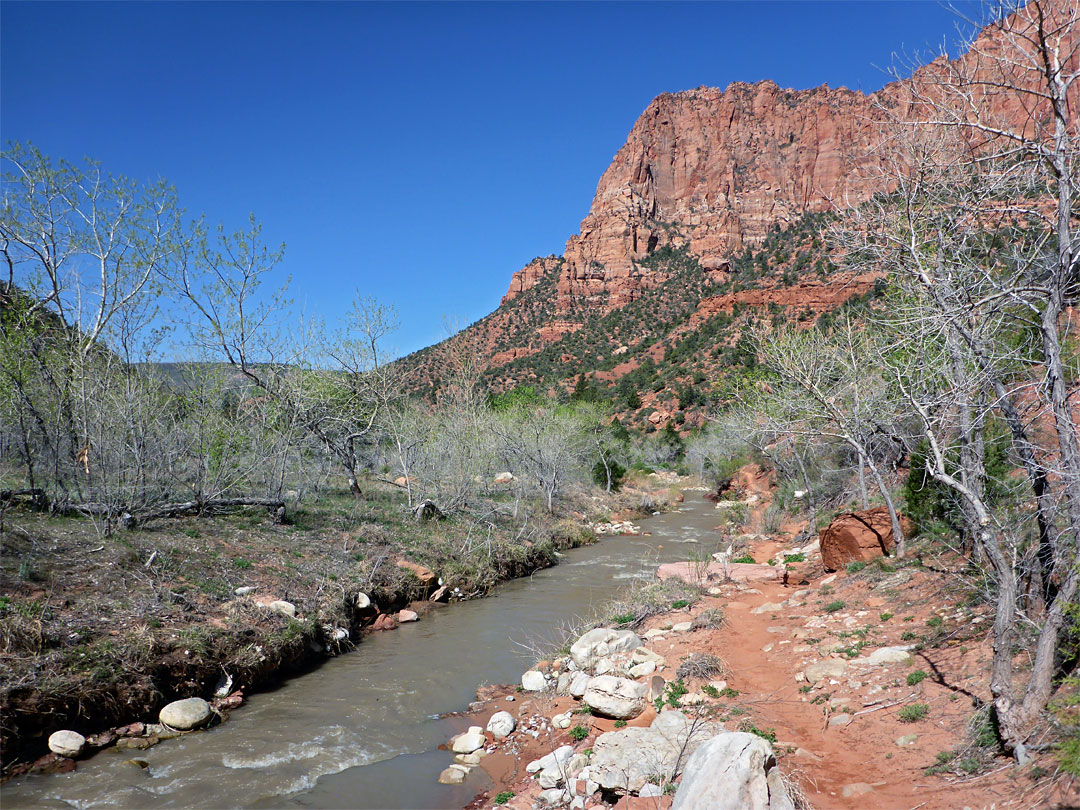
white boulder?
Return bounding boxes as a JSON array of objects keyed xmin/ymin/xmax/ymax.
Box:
[
  {"xmin": 451, "ymin": 726, "xmax": 486, "ymax": 754},
  {"xmin": 47, "ymin": 730, "xmax": 86, "ymax": 758},
  {"xmin": 487, "ymin": 711, "xmax": 517, "ymax": 739},
  {"xmin": 522, "ymin": 670, "xmax": 548, "ymax": 692},
  {"xmin": 672, "ymin": 732, "xmax": 794, "ymax": 810},
  {"xmin": 160, "ymin": 697, "xmax": 212, "ymax": 730},
  {"xmin": 570, "ymin": 628, "xmax": 642, "ymax": 671},
  {"xmin": 583, "ymin": 675, "xmax": 648, "ymax": 719}
]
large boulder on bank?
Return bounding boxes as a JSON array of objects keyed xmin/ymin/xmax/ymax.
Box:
[
  {"xmin": 672, "ymin": 731, "xmax": 794, "ymax": 810},
  {"xmin": 819, "ymin": 507, "xmax": 911, "ymax": 571},
  {"xmin": 451, "ymin": 726, "xmax": 486, "ymax": 754},
  {"xmin": 583, "ymin": 675, "xmax": 648, "ymax": 719},
  {"xmin": 48, "ymin": 730, "xmax": 86, "ymax": 758},
  {"xmin": 522, "ymin": 670, "xmax": 548, "ymax": 692},
  {"xmin": 590, "ymin": 711, "xmax": 721, "ymax": 794},
  {"xmin": 159, "ymin": 697, "xmax": 211, "ymax": 730},
  {"xmin": 570, "ymin": 628, "xmax": 642, "ymax": 671},
  {"xmin": 487, "ymin": 711, "xmax": 516, "ymax": 739}
]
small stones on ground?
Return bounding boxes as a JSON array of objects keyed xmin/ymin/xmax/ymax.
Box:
[
  {"xmin": 842, "ymin": 783, "xmax": 875, "ymax": 798},
  {"xmin": 671, "ymin": 621, "xmax": 693, "ymax": 632},
  {"xmin": 750, "ymin": 602, "xmax": 784, "ymax": 615},
  {"xmin": 804, "ymin": 659, "xmax": 848, "ymax": 685},
  {"xmin": 895, "ymin": 734, "xmax": 919, "ymax": 746},
  {"xmin": 159, "ymin": 697, "xmax": 211, "ymax": 730},
  {"xmin": 828, "ymin": 713, "xmax": 852, "ymax": 727},
  {"xmin": 47, "ymin": 730, "xmax": 86, "ymax": 758}
]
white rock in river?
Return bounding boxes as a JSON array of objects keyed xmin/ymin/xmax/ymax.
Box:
[
  {"xmin": 438, "ymin": 765, "xmax": 468, "ymax": 784},
  {"xmin": 47, "ymin": 730, "xmax": 86, "ymax": 758},
  {"xmin": 159, "ymin": 697, "xmax": 212, "ymax": 730},
  {"xmin": 570, "ymin": 628, "xmax": 642, "ymax": 670},
  {"xmin": 521, "ymin": 670, "xmax": 547, "ymax": 692},
  {"xmin": 451, "ymin": 726, "xmax": 486, "ymax": 754},
  {"xmin": 487, "ymin": 711, "xmax": 516, "ymax": 739},
  {"xmin": 583, "ymin": 675, "xmax": 648, "ymax": 719}
]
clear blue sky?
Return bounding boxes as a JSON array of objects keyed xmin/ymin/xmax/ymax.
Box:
[{"xmin": 2, "ymin": 1, "xmax": 976, "ymax": 357}]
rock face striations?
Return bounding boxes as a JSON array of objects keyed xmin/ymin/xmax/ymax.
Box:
[{"xmin": 556, "ymin": 81, "xmax": 887, "ymax": 312}]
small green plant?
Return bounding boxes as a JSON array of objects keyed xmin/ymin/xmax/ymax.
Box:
[
  {"xmin": 662, "ymin": 680, "xmax": 689, "ymax": 708},
  {"xmin": 494, "ymin": 791, "xmax": 515, "ymax": 805},
  {"xmin": 880, "ymin": 612, "xmax": 894, "ymax": 622},
  {"xmin": 783, "ymin": 552, "xmax": 806, "ymax": 563},
  {"xmin": 819, "ymin": 584, "xmax": 834, "ymax": 595},
  {"xmin": 731, "ymin": 555, "xmax": 756, "ymax": 564},
  {"xmin": 718, "ymin": 686, "xmax": 739, "ymax": 698},
  {"xmin": 569, "ymin": 725, "xmax": 589, "ymax": 742},
  {"xmin": 824, "ymin": 600, "xmax": 845, "ymax": 613},
  {"xmin": 924, "ymin": 750, "xmax": 957, "ymax": 775},
  {"xmin": 766, "ymin": 558, "xmax": 777, "ymax": 566},
  {"xmin": 741, "ymin": 722, "xmax": 778, "ymax": 743},
  {"xmin": 846, "ymin": 560, "xmax": 867, "ymax": 574},
  {"xmin": 573, "ymin": 705, "xmax": 593, "ymax": 715},
  {"xmin": 799, "ymin": 685, "xmax": 812, "ymax": 693},
  {"xmin": 926, "ymin": 616, "xmax": 944, "ymax": 629},
  {"xmin": 1058, "ymin": 736, "xmax": 1080, "ymax": 777},
  {"xmin": 702, "ymin": 684, "xmax": 720, "ymax": 698},
  {"xmin": 233, "ymin": 557, "xmax": 252, "ymax": 570},
  {"xmin": 907, "ymin": 670, "xmax": 928, "ymax": 686},
  {"xmin": 614, "ymin": 719, "xmax": 627, "ymax": 728},
  {"xmin": 901, "ymin": 630, "xmax": 918, "ymax": 641},
  {"xmin": 611, "ymin": 612, "xmax": 637, "ymax": 625},
  {"xmin": 899, "ymin": 703, "xmax": 930, "ymax": 723},
  {"xmin": 671, "ymin": 599, "xmax": 691, "ymax": 609}
]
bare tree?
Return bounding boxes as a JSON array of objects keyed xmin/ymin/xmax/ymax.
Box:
[{"xmin": 841, "ymin": 0, "xmax": 1080, "ymax": 760}]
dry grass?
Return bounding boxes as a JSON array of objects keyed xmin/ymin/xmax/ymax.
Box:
[
  {"xmin": 676, "ymin": 652, "xmax": 728, "ymax": 681},
  {"xmin": 691, "ymin": 607, "xmax": 725, "ymax": 630}
]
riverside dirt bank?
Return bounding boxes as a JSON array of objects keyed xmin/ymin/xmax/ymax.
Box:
[
  {"xmin": 451, "ymin": 482, "xmax": 1080, "ymax": 810},
  {"xmin": 1, "ymin": 475, "xmax": 683, "ymax": 780}
]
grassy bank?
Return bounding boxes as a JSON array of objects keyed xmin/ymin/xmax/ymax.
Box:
[{"xmin": 0, "ymin": 475, "xmax": 678, "ymax": 774}]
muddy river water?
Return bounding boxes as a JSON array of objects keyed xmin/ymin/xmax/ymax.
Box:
[{"xmin": 4, "ymin": 495, "xmax": 723, "ymax": 810}]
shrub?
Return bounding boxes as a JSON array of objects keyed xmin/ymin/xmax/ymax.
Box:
[
  {"xmin": 907, "ymin": 670, "xmax": 928, "ymax": 686},
  {"xmin": 926, "ymin": 616, "xmax": 944, "ymax": 629},
  {"xmin": 691, "ymin": 608, "xmax": 725, "ymax": 630},
  {"xmin": 592, "ymin": 459, "xmax": 627, "ymax": 492},
  {"xmin": 701, "ymin": 684, "xmax": 720, "ymax": 698},
  {"xmin": 824, "ymin": 600, "xmax": 845, "ymax": 613},
  {"xmin": 880, "ymin": 612, "xmax": 894, "ymax": 622},
  {"xmin": 845, "ymin": 560, "xmax": 867, "ymax": 574},
  {"xmin": 899, "ymin": 703, "xmax": 930, "ymax": 723},
  {"xmin": 677, "ymin": 652, "xmax": 727, "ymax": 681},
  {"xmin": 495, "ymin": 792, "xmax": 515, "ymax": 805},
  {"xmin": 569, "ymin": 725, "xmax": 589, "ymax": 742},
  {"xmin": 783, "ymin": 552, "xmax": 806, "ymax": 563},
  {"xmin": 731, "ymin": 554, "xmax": 756, "ymax": 564}
]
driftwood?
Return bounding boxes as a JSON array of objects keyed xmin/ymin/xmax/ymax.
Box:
[{"xmin": 121, "ymin": 498, "xmax": 287, "ymax": 528}]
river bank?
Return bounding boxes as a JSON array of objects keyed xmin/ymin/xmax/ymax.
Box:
[
  {"xmin": 451, "ymin": 479, "xmax": 1080, "ymax": 810},
  {"xmin": 0, "ymin": 473, "xmax": 684, "ymax": 779}
]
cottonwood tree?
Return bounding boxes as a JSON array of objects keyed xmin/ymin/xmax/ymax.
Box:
[
  {"xmin": 753, "ymin": 316, "xmax": 911, "ymax": 555},
  {"xmin": 841, "ymin": 0, "xmax": 1080, "ymax": 760}
]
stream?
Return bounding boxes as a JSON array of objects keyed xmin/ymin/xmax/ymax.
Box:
[{"xmin": 2, "ymin": 494, "xmax": 723, "ymax": 810}]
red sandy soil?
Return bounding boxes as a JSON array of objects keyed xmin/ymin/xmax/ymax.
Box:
[{"xmin": 455, "ymin": 489, "xmax": 1080, "ymax": 810}]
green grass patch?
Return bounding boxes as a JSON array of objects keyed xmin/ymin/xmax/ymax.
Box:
[
  {"xmin": 824, "ymin": 600, "xmax": 845, "ymax": 613},
  {"xmin": 907, "ymin": 670, "xmax": 928, "ymax": 686},
  {"xmin": 899, "ymin": 703, "xmax": 930, "ymax": 723}
]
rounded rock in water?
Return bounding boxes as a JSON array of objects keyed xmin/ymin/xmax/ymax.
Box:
[{"xmin": 159, "ymin": 697, "xmax": 212, "ymax": 730}]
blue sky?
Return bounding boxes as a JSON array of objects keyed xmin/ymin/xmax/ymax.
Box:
[{"xmin": 2, "ymin": 1, "xmax": 977, "ymax": 357}]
